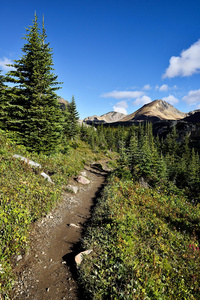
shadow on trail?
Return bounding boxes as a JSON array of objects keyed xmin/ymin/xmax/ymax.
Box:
[
  {"xmin": 62, "ymin": 165, "xmax": 110, "ymax": 299},
  {"xmin": 85, "ymin": 163, "xmax": 109, "ymax": 177}
]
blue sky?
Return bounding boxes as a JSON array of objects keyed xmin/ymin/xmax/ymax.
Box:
[{"xmin": 1, "ymin": 0, "xmax": 200, "ymax": 119}]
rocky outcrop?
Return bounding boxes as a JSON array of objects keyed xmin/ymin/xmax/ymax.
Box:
[
  {"xmin": 41, "ymin": 172, "xmax": 54, "ymax": 183},
  {"xmin": 13, "ymin": 155, "xmax": 41, "ymax": 168},
  {"xmin": 119, "ymin": 100, "xmax": 187, "ymax": 123},
  {"xmin": 83, "ymin": 111, "xmax": 125, "ymax": 124},
  {"xmin": 13, "ymin": 155, "xmax": 54, "ymax": 183}
]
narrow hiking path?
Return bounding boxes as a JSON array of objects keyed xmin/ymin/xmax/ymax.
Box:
[{"xmin": 12, "ymin": 163, "xmax": 108, "ymax": 300}]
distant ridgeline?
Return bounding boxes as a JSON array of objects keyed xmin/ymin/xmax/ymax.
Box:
[
  {"xmin": 83, "ymin": 100, "xmax": 200, "ymax": 125},
  {"xmin": 83, "ymin": 99, "xmax": 200, "ymax": 149}
]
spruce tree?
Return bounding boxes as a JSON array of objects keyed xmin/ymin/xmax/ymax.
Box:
[
  {"xmin": 128, "ymin": 132, "xmax": 139, "ymax": 175},
  {"xmin": 5, "ymin": 14, "xmax": 63, "ymax": 153},
  {"xmin": 97, "ymin": 125, "xmax": 107, "ymax": 149},
  {"xmin": 65, "ymin": 95, "xmax": 79, "ymax": 139},
  {"xmin": 106, "ymin": 126, "xmax": 116, "ymax": 151},
  {"xmin": 163, "ymin": 126, "xmax": 178, "ymax": 156}
]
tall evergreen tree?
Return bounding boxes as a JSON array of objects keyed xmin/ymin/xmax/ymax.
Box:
[
  {"xmin": 5, "ymin": 14, "xmax": 63, "ymax": 153},
  {"xmin": 128, "ymin": 132, "xmax": 139, "ymax": 175},
  {"xmin": 64, "ymin": 95, "xmax": 79, "ymax": 139},
  {"xmin": 163, "ymin": 126, "xmax": 178, "ymax": 156}
]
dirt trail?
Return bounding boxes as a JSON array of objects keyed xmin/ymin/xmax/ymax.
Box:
[{"xmin": 12, "ymin": 164, "xmax": 108, "ymax": 300}]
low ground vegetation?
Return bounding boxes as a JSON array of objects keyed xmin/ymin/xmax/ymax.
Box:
[
  {"xmin": 79, "ymin": 123, "xmax": 200, "ymax": 299},
  {"xmin": 0, "ymin": 129, "xmax": 107, "ymax": 296},
  {"xmin": 79, "ymin": 176, "xmax": 200, "ymax": 299},
  {"xmin": 1, "ymin": 120, "xmax": 200, "ymax": 298}
]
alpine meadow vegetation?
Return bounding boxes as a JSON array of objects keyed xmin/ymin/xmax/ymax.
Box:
[
  {"xmin": 0, "ymin": 129, "xmax": 105, "ymax": 296},
  {"xmin": 79, "ymin": 176, "xmax": 200, "ymax": 299}
]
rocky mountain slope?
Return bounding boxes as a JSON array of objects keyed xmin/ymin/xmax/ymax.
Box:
[
  {"xmin": 119, "ymin": 99, "xmax": 188, "ymax": 123},
  {"xmin": 58, "ymin": 98, "xmax": 69, "ymax": 110},
  {"xmin": 83, "ymin": 111, "xmax": 125, "ymax": 124}
]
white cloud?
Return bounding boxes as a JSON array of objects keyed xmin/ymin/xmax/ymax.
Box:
[
  {"xmin": 155, "ymin": 84, "xmax": 178, "ymax": 92},
  {"xmin": 101, "ymin": 90, "xmax": 145, "ymax": 99},
  {"xmin": 113, "ymin": 100, "xmax": 128, "ymax": 115},
  {"xmin": 163, "ymin": 39, "xmax": 200, "ymax": 78},
  {"xmin": 182, "ymin": 89, "xmax": 200, "ymax": 106},
  {"xmin": 159, "ymin": 84, "xmax": 169, "ymax": 92},
  {"xmin": 133, "ymin": 95, "xmax": 152, "ymax": 106},
  {"xmin": 162, "ymin": 95, "xmax": 179, "ymax": 105},
  {"xmin": 0, "ymin": 57, "xmax": 15, "ymax": 71},
  {"xmin": 143, "ymin": 84, "xmax": 151, "ymax": 90},
  {"xmin": 113, "ymin": 106, "xmax": 128, "ymax": 114}
]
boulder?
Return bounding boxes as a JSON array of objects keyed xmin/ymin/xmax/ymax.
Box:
[
  {"xmin": 41, "ymin": 172, "xmax": 54, "ymax": 183},
  {"xmin": 13, "ymin": 154, "xmax": 41, "ymax": 168},
  {"xmin": 66, "ymin": 185, "xmax": 78, "ymax": 194},
  {"xmin": 80, "ymin": 171, "xmax": 87, "ymax": 177},
  {"xmin": 75, "ymin": 249, "xmax": 93, "ymax": 267},
  {"xmin": 76, "ymin": 175, "xmax": 90, "ymax": 185}
]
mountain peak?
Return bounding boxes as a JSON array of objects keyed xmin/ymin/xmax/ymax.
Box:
[
  {"xmin": 120, "ymin": 99, "xmax": 187, "ymax": 123},
  {"xmin": 83, "ymin": 111, "xmax": 126, "ymax": 124}
]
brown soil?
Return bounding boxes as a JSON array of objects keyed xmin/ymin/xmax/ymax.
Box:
[{"xmin": 11, "ymin": 163, "xmax": 108, "ymax": 300}]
